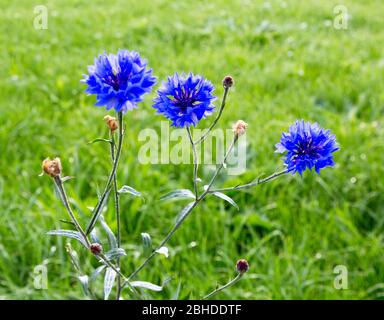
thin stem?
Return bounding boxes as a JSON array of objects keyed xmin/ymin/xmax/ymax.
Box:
[
  {"xmin": 124, "ymin": 135, "xmax": 239, "ymax": 284},
  {"xmin": 86, "ymin": 112, "xmax": 124, "ymax": 235},
  {"xmin": 207, "ymin": 169, "xmax": 289, "ymax": 193},
  {"xmin": 194, "ymin": 87, "xmax": 229, "ymax": 145},
  {"xmin": 203, "ymin": 273, "xmax": 243, "ymax": 300},
  {"xmin": 110, "ymin": 131, "xmax": 122, "ymax": 300},
  {"xmin": 54, "ymin": 176, "xmax": 90, "ymax": 247},
  {"xmin": 187, "ymin": 127, "xmax": 198, "ymax": 199}
]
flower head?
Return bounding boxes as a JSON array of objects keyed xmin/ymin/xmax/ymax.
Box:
[
  {"xmin": 103, "ymin": 115, "xmax": 118, "ymax": 132},
  {"xmin": 223, "ymin": 75, "xmax": 234, "ymax": 88},
  {"xmin": 236, "ymin": 259, "xmax": 249, "ymax": 274},
  {"xmin": 153, "ymin": 73, "xmax": 216, "ymax": 127},
  {"xmin": 232, "ymin": 120, "xmax": 248, "ymax": 137},
  {"xmin": 90, "ymin": 243, "xmax": 103, "ymax": 255},
  {"xmin": 41, "ymin": 158, "xmax": 62, "ymax": 178},
  {"xmin": 275, "ymin": 120, "xmax": 339, "ymax": 175},
  {"xmin": 82, "ymin": 50, "xmax": 156, "ymax": 113}
]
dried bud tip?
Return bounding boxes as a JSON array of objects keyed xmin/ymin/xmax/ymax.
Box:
[
  {"xmin": 232, "ymin": 120, "xmax": 248, "ymax": 136},
  {"xmin": 41, "ymin": 158, "xmax": 62, "ymax": 178},
  {"xmin": 223, "ymin": 75, "xmax": 234, "ymax": 88},
  {"xmin": 90, "ymin": 243, "xmax": 103, "ymax": 255},
  {"xmin": 104, "ymin": 115, "xmax": 118, "ymax": 132},
  {"xmin": 236, "ymin": 259, "xmax": 249, "ymax": 274}
]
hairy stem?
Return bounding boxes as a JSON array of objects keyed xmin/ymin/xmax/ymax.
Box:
[
  {"xmin": 86, "ymin": 112, "xmax": 124, "ymax": 235},
  {"xmin": 203, "ymin": 273, "xmax": 243, "ymax": 300},
  {"xmin": 207, "ymin": 169, "xmax": 289, "ymax": 193},
  {"xmin": 187, "ymin": 127, "xmax": 199, "ymax": 199},
  {"xmin": 194, "ymin": 87, "xmax": 229, "ymax": 145},
  {"xmin": 110, "ymin": 130, "xmax": 122, "ymax": 300},
  {"xmin": 54, "ymin": 176, "xmax": 90, "ymax": 247}
]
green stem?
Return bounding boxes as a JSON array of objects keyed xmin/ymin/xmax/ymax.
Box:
[
  {"xmin": 194, "ymin": 87, "xmax": 229, "ymax": 145},
  {"xmin": 124, "ymin": 135, "xmax": 239, "ymax": 285},
  {"xmin": 207, "ymin": 169, "xmax": 289, "ymax": 193},
  {"xmin": 86, "ymin": 112, "xmax": 124, "ymax": 235},
  {"xmin": 186, "ymin": 127, "xmax": 198, "ymax": 199},
  {"xmin": 54, "ymin": 176, "xmax": 90, "ymax": 247},
  {"xmin": 203, "ymin": 273, "xmax": 243, "ymax": 300},
  {"xmin": 110, "ymin": 131, "xmax": 122, "ymax": 300}
]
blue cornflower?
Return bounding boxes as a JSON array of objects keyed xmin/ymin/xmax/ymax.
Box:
[
  {"xmin": 82, "ymin": 50, "xmax": 156, "ymax": 113},
  {"xmin": 275, "ymin": 120, "xmax": 339, "ymax": 175},
  {"xmin": 153, "ymin": 73, "xmax": 216, "ymax": 127}
]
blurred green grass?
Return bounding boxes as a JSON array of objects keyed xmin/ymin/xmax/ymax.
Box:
[{"xmin": 0, "ymin": 0, "xmax": 383, "ymax": 299}]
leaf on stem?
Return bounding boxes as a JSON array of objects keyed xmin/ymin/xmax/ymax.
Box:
[
  {"xmin": 99, "ymin": 215, "xmax": 117, "ymax": 249},
  {"xmin": 47, "ymin": 230, "xmax": 88, "ymax": 248},
  {"xmin": 88, "ymin": 138, "xmax": 112, "ymax": 145},
  {"xmin": 176, "ymin": 202, "xmax": 195, "ymax": 223},
  {"xmin": 155, "ymin": 246, "xmax": 169, "ymax": 258},
  {"xmin": 141, "ymin": 233, "xmax": 152, "ymax": 256},
  {"xmin": 130, "ymin": 281, "xmax": 163, "ymax": 292},
  {"xmin": 211, "ymin": 192, "xmax": 240, "ymax": 210},
  {"xmin": 85, "ymin": 188, "xmax": 111, "ymax": 235},
  {"xmin": 104, "ymin": 248, "xmax": 126, "ymax": 261},
  {"xmin": 118, "ymin": 185, "xmax": 143, "ymax": 198},
  {"xmin": 91, "ymin": 265, "xmax": 106, "ymax": 282},
  {"xmin": 78, "ymin": 275, "xmax": 90, "ymax": 296},
  {"xmin": 160, "ymin": 189, "xmax": 195, "ymax": 202},
  {"xmin": 104, "ymin": 267, "xmax": 117, "ymax": 300}
]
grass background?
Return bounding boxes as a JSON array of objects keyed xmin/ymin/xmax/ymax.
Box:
[{"xmin": 0, "ymin": 0, "xmax": 383, "ymax": 299}]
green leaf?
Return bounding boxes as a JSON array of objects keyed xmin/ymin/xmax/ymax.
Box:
[
  {"xmin": 104, "ymin": 267, "xmax": 117, "ymax": 300},
  {"xmin": 99, "ymin": 215, "xmax": 117, "ymax": 249},
  {"xmin": 160, "ymin": 189, "xmax": 195, "ymax": 202},
  {"xmin": 141, "ymin": 233, "xmax": 152, "ymax": 256},
  {"xmin": 78, "ymin": 275, "xmax": 89, "ymax": 296},
  {"xmin": 88, "ymin": 138, "xmax": 112, "ymax": 145},
  {"xmin": 104, "ymin": 248, "xmax": 126, "ymax": 261},
  {"xmin": 91, "ymin": 265, "xmax": 106, "ymax": 282},
  {"xmin": 176, "ymin": 202, "xmax": 195, "ymax": 223},
  {"xmin": 155, "ymin": 246, "xmax": 169, "ymax": 258},
  {"xmin": 118, "ymin": 185, "xmax": 142, "ymax": 198},
  {"xmin": 47, "ymin": 230, "xmax": 88, "ymax": 248},
  {"xmin": 172, "ymin": 280, "xmax": 182, "ymax": 300},
  {"xmin": 130, "ymin": 281, "xmax": 162, "ymax": 292},
  {"xmin": 211, "ymin": 191, "xmax": 239, "ymax": 210}
]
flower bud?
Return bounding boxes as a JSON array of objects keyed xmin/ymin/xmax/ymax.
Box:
[
  {"xmin": 236, "ymin": 259, "xmax": 249, "ymax": 274},
  {"xmin": 223, "ymin": 75, "xmax": 234, "ymax": 88},
  {"xmin": 104, "ymin": 115, "xmax": 118, "ymax": 132},
  {"xmin": 41, "ymin": 158, "xmax": 62, "ymax": 178},
  {"xmin": 90, "ymin": 243, "xmax": 103, "ymax": 255},
  {"xmin": 232, "ymin": 120, "xmax": 248, "ymax": 136}
]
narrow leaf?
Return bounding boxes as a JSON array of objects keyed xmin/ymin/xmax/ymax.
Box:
[
  {"xmin": 104, "ymin": 248, "xmax": 126, "ymax": 261},
  {"xmin": 141, "ymin": 233, "xmax": 152, "ymax": 256},
  {"xmin": 118, "ymin": 185, "xmax": 142, "ymax": 198},
  {"xmin": 160, "ymin": 189, "xmax": 195, "ymax": 202},
  {"xmin": 47, "ymin": 230, "xmax": 88, "ymax": 248},
  {"xmin": 155, "ymin": 246, "xmax": 169, "ymax": 258},
  {"xmin": 88, "ymin": 138, "xmax": 112, "ymax": 145},
  {"xmin": 90, "ymin": 228, "xmax": 100, "ymax": 244},
  {"xmin": 99, "ymin": 215, "xmax": 117, "ymax": 249},
  {"xmin": 104, "ymin": 267, "xmax": 117, "ymax": 300},
  {"xmin": 78, "ymin": 275, "xmax": 89, "ymax": 296},
  {"xmin": 130, "ymin": 281, "xmax": 162, "ymax": 292},
  {"xmin": 91, "ymin": 265, "xmax": 106, "ymax": 282},
  {"xmin": 176, "ymin": 202, "xmax": 195, "ymax": 224},
  {"xmin": 211, "ymin": 191, "xmax": 239, "ymax": 210}
]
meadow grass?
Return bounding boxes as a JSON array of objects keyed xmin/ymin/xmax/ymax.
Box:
[{"xmin": 0, "ymin": 0, "xmax": 383, "ymax": 299}]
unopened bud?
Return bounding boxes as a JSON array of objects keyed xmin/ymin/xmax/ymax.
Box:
[
  {"xmin": 104, "ymin": 115, "xmax": 118, "ymax": 132},
  {"xmin": 232, "ymin": 120, "xmax": 248, "ymax": 136},
  {"xmin": 90, "ymin": 243, "xmax": 103, "ymax": 255},
  {"xmin": 223, "ymin": 75, "xmax": 234, "ymax": 88},
  {"xmin": 236, "ymin": 259, "xmax": 249, "ymax": 274},
  {"xmin": 41, "ymin": 158, "xmax": 62, "ymax": 178}
]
